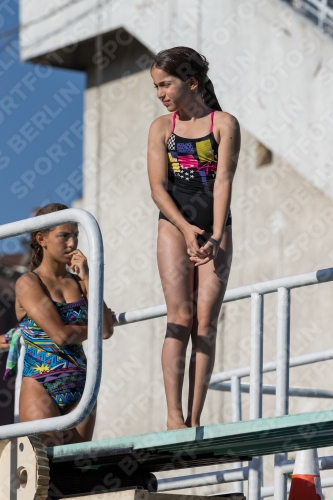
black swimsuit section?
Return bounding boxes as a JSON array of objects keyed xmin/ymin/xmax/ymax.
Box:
[{"xmin": 159, "ymin": 110, "xmax": 232, "ymax": 247}]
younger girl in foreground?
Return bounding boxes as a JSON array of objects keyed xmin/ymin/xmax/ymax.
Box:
[
  {"xmin": 148, "ymin": 47, "xmax": 241, "ymax": 429},
  {"xmin": 15, "ymin": 203, "xmax": 114, "ymax": 445}
]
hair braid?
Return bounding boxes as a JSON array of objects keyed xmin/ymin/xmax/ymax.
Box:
[
  {"xmin": 202, "ymin": 78, "xmax": 222, "ymax": 111},
  {"xmin": 29, "ymin": 235, "xmax": 44, "ymax": 271}
]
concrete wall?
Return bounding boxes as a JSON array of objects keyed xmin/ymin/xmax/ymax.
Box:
[{"xmin": 20, "ymin": 0, "xmax": 333, "ymax": 203}]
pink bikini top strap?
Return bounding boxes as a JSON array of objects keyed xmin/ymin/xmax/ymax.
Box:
[
  {"xmin": 210, "ymin": 110, "xmax": 215, "ymax": 133},
  {"xmin": 171, "ymin": 112, "xmax": 177, "ymax": 133}
]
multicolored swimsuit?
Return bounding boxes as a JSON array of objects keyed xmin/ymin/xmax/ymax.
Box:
[
  {"xmin": 159, "ymin": 110, "xmax": 232, "ymax": 246},
  {"xmin": 19, "ymin": 272, "xmax": 88, "ymax": 414}
]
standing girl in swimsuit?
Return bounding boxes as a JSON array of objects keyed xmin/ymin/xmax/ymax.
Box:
[
  {"xmin": 15, "ymin": 203, "xmax": 114, "ymax": 445},
  {"xmin": 148, "ymin": 47, "xmax": 241, "ymax": 430}
]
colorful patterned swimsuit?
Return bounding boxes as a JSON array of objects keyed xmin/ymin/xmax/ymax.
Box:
[
  {"xmin": 19, "ymin": 272, "xmax": 88, "ymax": 414},
  {"xmin": 159, "ymin": 110, "xmax": 232, "ymax": 246}
]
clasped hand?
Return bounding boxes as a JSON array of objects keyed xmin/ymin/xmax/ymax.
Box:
[{"xmin": 183, "ymin": 225, "xmax": 220, "ymax": 267}]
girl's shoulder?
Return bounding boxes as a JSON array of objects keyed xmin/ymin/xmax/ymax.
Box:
[
  {"xmin": 149, "ymin": 114, "xmax": 173, "ymax": 134},
  {"xmin": 149, "ymin": 114, "xmax": 173, "ymax": 144},
  {"xmin": 15, "ymin": 271, "xmax": 45, "ymax": 310},
  {"xmin": 213, "ymin": 111, "xmax": 240, "ymax": 142},
  {"xmin": 213, "ymin": 110, "xmax": 240, "ymax": 128},
  {"xmin": 16, "ymin": 271, "xmax": 41, "ymax": 290}
]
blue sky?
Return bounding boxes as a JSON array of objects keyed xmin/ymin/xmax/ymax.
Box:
[{"xmin": 0, "ymin": 1, "xmax": 85, "ymax": 253}]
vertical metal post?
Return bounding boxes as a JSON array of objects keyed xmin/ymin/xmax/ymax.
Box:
[
  {"xmin": 14, "ymin": 338, "xmax": 25, "ymax": 423},
  {"xmin": 94, "ymin": 29, "xmax": 103, "ymax": 222},
  {"xmin": 248, "ymin": 293, "xmax": 264, "ymax": 500},
  {"xmin": 274, "ymin": 287, "xmax": 291, "ymax": 500},
  {"xmin": 231, "ymin": 376, "xmax": 243, "ymax": 494},
  {"xmin": 318, "ymin": 0, "xmax": 327, "ymax": 30}
]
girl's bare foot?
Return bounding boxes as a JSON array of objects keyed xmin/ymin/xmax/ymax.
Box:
[
  {"xmin": 167, "ymin": 416, "xmax": 188, "ymax": 430},
  {"xmin": 185, "ymin": 416, "xmax": 200, "ymax": 428}
]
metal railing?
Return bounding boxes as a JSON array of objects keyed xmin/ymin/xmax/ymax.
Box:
[
  {"xmin": 209, "ymin": 346, "xmax": 333, "ymax": 496},
  {"xmin": 285, "ymin": 0, "xmax": 333, "ymax": 35},
  {"xmin": 156, "ymin": 460, "xmax": 333, "ymax": 497},
  {"xmin": 189, "ymin": 347, "xmax": 333, "ymax": 498},
  {"xmin": 0, "ymin": 208, "xmax": 104, "ymax": 439},
  {"xmin": 111, "ymin": 267, "xmax": 333, "ymax": 500}
]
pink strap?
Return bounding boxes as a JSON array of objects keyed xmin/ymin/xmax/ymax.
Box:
[
  {"xmin": 171, "ymin": 112, "xmax": 177, "ymax": 133},
  {"xmin": 210, "ymin": 110, "xmax": 215, "ymax": 133}
]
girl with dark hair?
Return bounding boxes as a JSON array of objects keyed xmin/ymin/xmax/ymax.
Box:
[
  {"xmin": 15, "ymin": 203, "xmax": 114, "ymax": 445},
  {"xmin": 148, "ymin": 47, "xmax": 241, "ymax": 430}
]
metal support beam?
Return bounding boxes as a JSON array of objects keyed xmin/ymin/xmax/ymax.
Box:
[
  {"xmin": 231, "ymin": 376, "xmax": 243, "ymax": 494},
  {"xmin": 210, "ymin": 382, "xmax": 333, "ymax": 398},
  {"xmin": 157, "ymin": 466, "xmax": 249, "ymax": 492},
  {"xmin": 248, "ymin": 293, "xmax": 264, "ymax": 500},
  {"xmin": 210, "ymin": 347, "xmax": 333, "ymax": 385},
  {"xmin": 274, "ymin": 287, "xmax": 290, "ymax": 500}
]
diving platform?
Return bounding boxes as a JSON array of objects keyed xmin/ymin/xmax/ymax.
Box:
[{"xmin": 43, "ymin": 409, "xmax": 333, "ymax": 497}]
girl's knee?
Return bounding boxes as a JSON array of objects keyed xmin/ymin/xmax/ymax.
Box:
[
  {"xmin": 166, "ymin": 320, "xmax": 193, "ymax": 340},
  {"xmin": 192, "ymin": 320, "xmax": 217, "ymax": 348},
  {"xmin": 167, "ymin": 305, "xmax": 194, "ymax": 331},
  {"xmin": 197, "ymin": 316, "xmax": 218, "ymax": 334}
]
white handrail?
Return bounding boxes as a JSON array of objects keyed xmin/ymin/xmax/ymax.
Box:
[
  {"xmin": 113, "ymin": 267, "xmax": 333, "ymax": 325},
  {"xmin": 210, "ymin": 348, "xmax": 333, "ymax": 384}
]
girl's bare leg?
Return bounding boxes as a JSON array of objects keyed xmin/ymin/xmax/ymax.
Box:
[
  {"xmin": 19, "ymin": 377, "xmax": 63, "ymax": 446},
  {"xmin": 186, "ymin": 226, "xmax": 233, "ymax": 427},
  {"xmin": 158, "ymin": 220, "xmax": 195, "ymax": 430},
  {"xmin": 63, "ymin": 400, "xmax": 97, "ymax": 444},
  {"xmin": 19, "ymin": 378, "xmax": 96, "ymax": 445}
]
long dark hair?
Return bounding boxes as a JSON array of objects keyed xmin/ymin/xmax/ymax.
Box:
[
  {"xmin": 29, "ymin": 203, "xmax": 68, "ymax": 271},
  {"xmin": 152, "ymin": 46, "xmax": 222, "ymax": 111}
]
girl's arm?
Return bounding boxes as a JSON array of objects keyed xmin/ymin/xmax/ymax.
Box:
[
  {"xmin": 69, "ymin": 250, "xmax": 114, "ymax": 339},
  {"xmin": 79, "ymin": 278, "xmax": 114, "ymax": 339},
  {"xmin": 0, "ymin": 333, "xmax": 10, "ymax": 349},
  {"xmin": 191, "ymin": 113, "xmax": 241, "ymax": 266},
  {"xmin": 148, "ymin": 117, "xmax": 205, "ymax": 256},
  {"xmin": 213, "ymin": 113, "xmax": 241, "ymax": 240},
  {"xmin": 16, "ymin": 273, "xmax": 88, "ymax": 345}
]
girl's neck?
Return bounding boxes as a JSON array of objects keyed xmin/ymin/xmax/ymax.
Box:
[
  {"xmin": 177, "ymin": 104, "xmax": 212, "ymax": 121},
  {"xmin": 37, "ymin": 259, "xmax": 68, "ymax": 280}
]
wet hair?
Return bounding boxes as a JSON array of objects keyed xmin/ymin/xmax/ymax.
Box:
[
  {"xmin": 152, "ymin": 46, "xmax": 222, "ymax": 111},
  {"xmin": 29, "ymin": 203, "xmax": 69, "ymax": 271}
]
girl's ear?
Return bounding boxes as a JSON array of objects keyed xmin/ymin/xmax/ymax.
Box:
[
  {"xmin": 36, "ymin": 231, "xmax": 46, "ymax": 248},
  {"xmin": 188, "ymin": 76, "xmax": 199, "ymax": 93}
]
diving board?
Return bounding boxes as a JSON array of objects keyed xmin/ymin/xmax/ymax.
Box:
[
  {"xmin": 43, "ymin": 409, "xmax": 333, "ymax": 497},
  {"xmin": 48, "ymin": 409, "xmax": 333, "ymax": 463}
]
